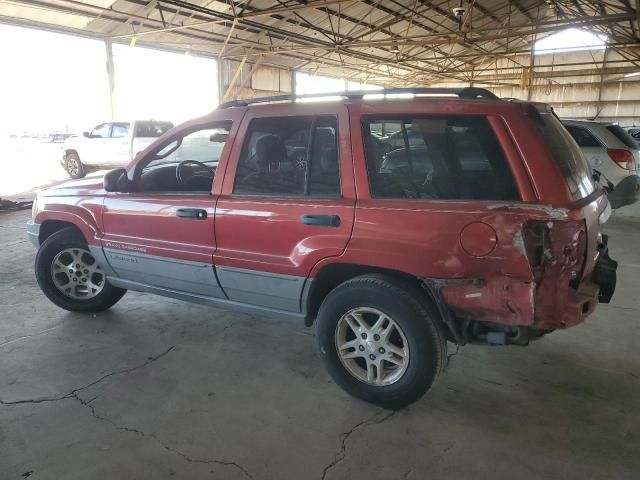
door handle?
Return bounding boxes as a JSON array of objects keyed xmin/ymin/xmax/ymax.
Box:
[
  {"xmin": 176, "ymin": 208, "xmax": 207, "ymax": 220},
  {"xmin": 301, "ymin": 214, "xmax": 341, "ymax": 227}
]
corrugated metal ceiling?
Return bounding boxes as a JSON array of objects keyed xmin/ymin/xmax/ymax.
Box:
[{"xmin": 1, "ymin": 1, "xmax": 638, "ymax": 86}]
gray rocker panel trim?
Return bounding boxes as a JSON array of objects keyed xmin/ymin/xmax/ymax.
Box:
[
  {"xmin": 88, "ymin": 245, "xmax": 118, "ymax": 277},
  {"xmin": 106, "ymin": 277, "xmax": 305, "ymax": 322},
  {"xmin": 103, "ymin": 248, "xmax": 225, "ymax": 299},
  {"xmin": 216, "ymin": 265, "xmax": 306, "ymax": 312}
]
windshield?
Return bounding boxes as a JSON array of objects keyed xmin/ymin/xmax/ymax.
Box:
[
  {"xmin": 147, "ymin": 126, "xmax": 229, "ymax": 166},
  {"xmin": 537, "ymin": 113, "xmax": 595, "ymax": 201},
  {"xmin": 606, "ymin": 124, "xmax": 638, "ymax": 150}
]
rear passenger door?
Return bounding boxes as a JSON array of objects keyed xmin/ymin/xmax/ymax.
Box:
[{"xmin": 214, "ymin": 105, "xmax": 355, "ymax": 312}]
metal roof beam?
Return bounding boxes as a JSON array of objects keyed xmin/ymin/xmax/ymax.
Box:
[{"xmin": 238, "ymin": 0, "xmax": 357, "ymax": 19}]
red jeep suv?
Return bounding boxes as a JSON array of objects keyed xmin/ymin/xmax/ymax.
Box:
[{"xmin": 28, "ymin": 88, "xmax": 617, "ymax": 408}]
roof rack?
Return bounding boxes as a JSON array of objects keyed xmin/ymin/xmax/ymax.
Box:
[{"xmin": 218, "ymin": 87, "xmax": 499, "ymax": 109}]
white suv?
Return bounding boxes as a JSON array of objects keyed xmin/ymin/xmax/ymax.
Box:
[
  {"xmin": 62, "ymin": 120, "xmax": 173, "ymax": 178},
  {"xmin": 562, "ymin": 119, "xmax": 640, "ymax": 208}
]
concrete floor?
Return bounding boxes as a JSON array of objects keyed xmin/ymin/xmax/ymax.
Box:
[{"xmin": 1, "ymin": 209, "xmax": 639, "ymax": 480}]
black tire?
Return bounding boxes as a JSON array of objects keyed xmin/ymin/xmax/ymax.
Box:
[
  {"xmin": 35, "ymin": 227, "xmax": 126, "ymax": 312},
  {"xmin": 65, "ymin": 152, "xmax": 86, "ymax": 179},
  {"xmin": 316, "ymin": 274, "xmax": 446, "ymax": 409}
]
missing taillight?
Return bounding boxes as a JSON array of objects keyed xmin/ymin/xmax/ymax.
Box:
[
  {"xmin": 521, "ymin": 221, "xmax": 549, "ymax": 270},
  {"xmin": 521, "ymin": 220, "xmax": 587, "ymax": 287}
]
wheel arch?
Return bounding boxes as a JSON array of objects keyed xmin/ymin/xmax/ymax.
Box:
[
  {"xmin": 304, "ymin": 263, "xmax": 432, "ymax": 327},
  {"xmin": 63, "ymin": 148, "xmax": 79, "ymax": 157},
  {"xmin": 39, "ymin": 220, "xmax": 85, "ymax": 245},
  {"xmin": 35, "ymin": 209, "xmax": 99, "ymax": 247}
]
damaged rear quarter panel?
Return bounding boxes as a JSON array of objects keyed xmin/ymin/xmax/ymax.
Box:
[
  {"xmin": 337, "ymin": 199, "xmax": 595, "ymax": 330},
  {"xmin": 441, "ymin": 203, "xmax": 594, "ymax": 330},
  {"xmin": 340, "ymin": 201, "xmax": 545, "ymax": 323}
]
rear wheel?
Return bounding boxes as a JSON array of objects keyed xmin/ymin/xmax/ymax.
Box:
[
  {"xmin": 65, "ymin": 152, "xmax": 85, "ymax": 179},
  {"xmin": 35, "ymin": 227, "xmax": 126, "ymax": 312},
  {"xmin": 316, "ymin": 274, "xmax": 446, "ymax": 409}
]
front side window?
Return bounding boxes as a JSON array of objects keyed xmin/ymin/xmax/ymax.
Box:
[
  {"xmin": 90, "ymin": 123, "xmax": 111, "ymax": 138},
  {"xmin": 233, "ymin": 116, "xmax": 340, "ymax": 197},
  {"xmin": 363, "ymin": 116, "xmax": 519, "ymax": 200},
  {"xmin": 111, "ymin": 123, "xmax": 130, "ymax": 138},
  {"xmin": 135, "ymin": 123, "xmax": 230, "ymax": 193}
]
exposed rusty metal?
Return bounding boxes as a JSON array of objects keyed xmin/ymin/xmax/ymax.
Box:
[{"xmin": 486, "ymin": 203, "xmax": 569, "ymax": 219}]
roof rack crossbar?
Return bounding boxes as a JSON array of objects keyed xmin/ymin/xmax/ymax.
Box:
[{"xmin": 218, "ymin": 87, "xmax": 498, "ymax": 109}]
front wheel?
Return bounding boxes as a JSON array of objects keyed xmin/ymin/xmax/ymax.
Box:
[
  {"xmin": 316, "ymin": 274, "xmax": 447, "ymax": 409},
  {"xmin": 65, "ymin": 152, "xmax": 86, "ymax": 179},
  {"xmin": 35, "ymin": 227, "xmax": 126, "ymax": 312}
]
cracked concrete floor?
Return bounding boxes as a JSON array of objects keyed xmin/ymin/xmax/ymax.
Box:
[{"xmin": 1, "ymin": 209, "xmax": 639, "ymax": 480}]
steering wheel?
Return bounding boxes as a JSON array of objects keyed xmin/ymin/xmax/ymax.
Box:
[{"xmin": 176, "ymin": 160, "xmax": 215, "ymax": 187}]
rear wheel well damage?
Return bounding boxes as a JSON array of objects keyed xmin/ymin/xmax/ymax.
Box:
[
  {"xmin": 303, "ymin": 265, "xmax": 553, "ymax": 347},
  {"xmin": 304, "ymin": 263, "xmax": 442, "ymax": 326},
  {"xmin": 39, "ymin": 220, "xmax": 84, "ymax": 245}
]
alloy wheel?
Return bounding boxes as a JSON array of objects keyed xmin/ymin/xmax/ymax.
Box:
[
  {"xmin": 335, "ymin": 307, "xmax": 410, "ymax": 386},
  {"xmin": 50, "ymin": 247, "xmax": 105, "ymax": 299}
]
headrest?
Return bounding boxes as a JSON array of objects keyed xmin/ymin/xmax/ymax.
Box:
[{"xmin": 255, "ymin": 135, "xmax": 286, "ymax": 172}]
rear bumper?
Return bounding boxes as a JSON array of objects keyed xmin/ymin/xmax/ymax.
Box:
[{"xmin": 608, "ymin": 174, "xmax": 640, "ymax": 209}]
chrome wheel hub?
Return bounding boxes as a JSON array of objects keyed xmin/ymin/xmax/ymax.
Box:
[
  {"xmin": 51, "ymin": 248, "xmax": 104, "ymax": 300},
  {"xmin": 335, "ymin": 307, "xmax": 409, "ymax": 386}
]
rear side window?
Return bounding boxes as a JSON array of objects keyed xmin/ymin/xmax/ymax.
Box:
[
  {"xmin": 536, "ymin": 114, "xmax": 594, "ymax": 200},
  {"xmin": 363, "ymin": 116, "xmax": 519, "ymax": 200},
  {"xmin": 233, "ymin": 116, "xmax": 340, "ymax": 197},
  {"xmin": 606, "ymin": 124, "xmax": 638, "ymax": 150},
  {"xmin": 134, "ymin": 121, "xmax": 174, "ymax": 138},
  {"xmin": 565, "ymin": 126, "xmax": 601, "ymax": 148},
  {"xmin": 111, "ymin": 123, "xmax": 130, "ymax": 138}
]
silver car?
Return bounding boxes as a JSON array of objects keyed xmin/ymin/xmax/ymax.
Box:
[
  {"xmin": 561, "ymin": 119, "xmax": 640, "ymax": 208},
  {"xmin": 625, "ymin": 127, "xmax": 640, "ymax": 147}
]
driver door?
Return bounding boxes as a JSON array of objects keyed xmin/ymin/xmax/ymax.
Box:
[{"xmin": 100, "ymin": 121, "xmax": 234, "ymax": 299}]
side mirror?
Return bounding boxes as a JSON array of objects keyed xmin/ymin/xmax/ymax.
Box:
[
  {"xmin": 82, "ymin": 131, "xmax": 90, "ymax": 138},
  {"xmin": 104, "ymin": 168, "xmax": 130, "ymax": 193}
]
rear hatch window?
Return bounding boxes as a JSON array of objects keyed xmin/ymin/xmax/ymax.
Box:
[
  {"xmin": 134, "ymin": 121, "xmax": 174, "ymax": 138},
  {"xmin": 535, "ymin": 112, "xmax": 595, "ymax": 201},
  {"xmin": 606, "ymin": 124, "xmax": 638, "ymax": 150}
]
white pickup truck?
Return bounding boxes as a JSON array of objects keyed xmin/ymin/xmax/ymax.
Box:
[{"xmin": 61, "ymin": 120, "xmax": 174, "ymax": 178}]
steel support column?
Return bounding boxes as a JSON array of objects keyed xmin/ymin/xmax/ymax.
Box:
[{"xmin": 105, "ymin": 39, "xmax": 116, "ymax": 119}]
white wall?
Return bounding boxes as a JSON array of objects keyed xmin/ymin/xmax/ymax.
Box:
[{"xmin": 430, "ymin": 48, "xmax": 640, "ymax": 126}]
